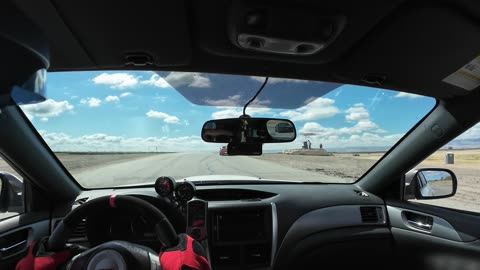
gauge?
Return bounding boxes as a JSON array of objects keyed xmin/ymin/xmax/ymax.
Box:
[
  {"xmin": 155, "ymin": 176, "xmax": 175, "ymax": 197},
  {"xmin": 175, "ymin": 181, "xmax": 196, "ymax": 202}
]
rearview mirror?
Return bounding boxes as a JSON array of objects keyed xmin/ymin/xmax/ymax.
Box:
[
  {"xmin": 403, "ymin": 168, "xmax": 457, "ymax": 200},
  {"xmin": 202, "ymin": 118, "xmax": 296, "ymax": 143}
]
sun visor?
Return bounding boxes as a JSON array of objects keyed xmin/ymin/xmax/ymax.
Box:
[
  {"xmin": 51, "ymin": 0, "xmax": 191, "ymax": 67},
  {"xmin": 0, "ymin": 2, "xmax": 49, "ymax": 105},
  {"xmin": 157, "ymin": 72, "xmax": 342, "ymax": 109}
]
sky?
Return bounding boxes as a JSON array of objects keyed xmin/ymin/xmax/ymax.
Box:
[{"xmin": 17, "ymin": 70, "xmax": 457, "ymax": 152}]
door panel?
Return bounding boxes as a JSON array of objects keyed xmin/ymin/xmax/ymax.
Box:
[
  {"xmin": 0, "ymin": 216, "xmax": 49, "ymax": 269},
  {"xmin": 388, "ymin": 206, "xmax": 463, "ymax": 241},
  {"xmin": 387, "ymin": 200, "xmax": 480, "ymax": 270}
]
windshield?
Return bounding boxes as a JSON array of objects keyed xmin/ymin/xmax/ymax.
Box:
[{"xmin": 19, "ymin": 71, "xmax": 435, "ymax": 188}]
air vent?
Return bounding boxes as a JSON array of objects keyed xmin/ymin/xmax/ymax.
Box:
[
  {"xmin": 54, "ymin": 219, "xmax": 88, "ymax": 242},
  {"xmin": 196, "ymin": 189, "xmax": 276, "ymax": 201},
  {"xmin": 73, "ymin": 197, "xmax": 88, "ymax": 205},
  {"xmin": 360, "ymin": 206, "xmax": 383, "ymax": 223},
  {"xmin": 69, "ymin": 219, "xmax": 88, "ymax": 241}
]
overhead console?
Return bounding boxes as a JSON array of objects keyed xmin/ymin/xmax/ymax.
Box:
[
  {"xmin": 228, "ymin": 1, "xmax": 346, "ymax": 56},
  {"xmin": 193, "ymin": 0, "xmax": 403, "ymax": 64}
]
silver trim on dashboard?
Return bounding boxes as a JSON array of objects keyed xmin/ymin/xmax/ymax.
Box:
[{"xmin": 271, "ymin": 202, "xmax": 278, "ymax": 267}]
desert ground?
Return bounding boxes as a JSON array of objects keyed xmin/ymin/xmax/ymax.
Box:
[{"xmin": 0, "ymin": 149, "xmax": 478, "ymax": 212}]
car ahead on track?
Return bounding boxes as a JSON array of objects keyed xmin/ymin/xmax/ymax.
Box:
[
  {"xmin": 219, "ymin": 146, "xmax": 228, "ymax": 156},
  {"xmin": 274, "ymin": 122, "xmax": 294, "ymax": 133},
  {"xmin": 1, "ymin": 1, "xmax": 480, "ymax": 270}
]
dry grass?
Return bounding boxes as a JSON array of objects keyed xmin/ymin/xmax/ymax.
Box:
[{"xmin": 259, "ymin": 149, "xmax": 480, "ymax": 212}]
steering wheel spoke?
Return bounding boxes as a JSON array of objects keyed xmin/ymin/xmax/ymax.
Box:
[{"xmin": 67, "ymin": 240, "xmax": 160, "ymax": 270}]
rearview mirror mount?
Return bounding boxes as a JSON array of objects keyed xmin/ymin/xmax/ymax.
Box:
[{"xmin": 227, "ymin": 143, "xmax": 262, "ymax": 156}]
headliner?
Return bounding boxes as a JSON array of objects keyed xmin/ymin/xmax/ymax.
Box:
[{"xmin": 11, "ymin": 0, "xmax": 480, "ymax": 100}]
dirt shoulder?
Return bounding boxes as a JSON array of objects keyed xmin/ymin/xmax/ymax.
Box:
[
  {"xmin": 55, "ymin": 153, "xmax": 161, "ymax": 173},
  {"xmin": 253, "ymin": 153, "xmax": 377, "ymax": 182}
]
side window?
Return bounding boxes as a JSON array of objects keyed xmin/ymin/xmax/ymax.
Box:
[
  {"xmin": 0, "ymin": 156, "xmax": 24, "ymax": 220},
  {"xmin": 412, "ymin": 123, "xmax": 480, "ymax": 213}
]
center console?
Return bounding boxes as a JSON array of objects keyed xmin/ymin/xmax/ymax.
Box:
[
  {"xmin": 209, "ymin": 204, "xmax": 275, "ymax": 270},
  {"xmin": 186, "ymin": 199, "xmax": 277, "ymax": 270}
]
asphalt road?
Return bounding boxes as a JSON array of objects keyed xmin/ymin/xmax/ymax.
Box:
[{"xmin": 73, "ymin": 152, "xmax": 345, "ymax": 188}]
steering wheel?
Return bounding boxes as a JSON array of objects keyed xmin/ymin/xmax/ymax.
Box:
[{"xmin": 48, "ymin": 195, "xmax": 179, "ymax": 270}]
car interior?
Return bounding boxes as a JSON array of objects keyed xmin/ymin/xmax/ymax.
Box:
[{"xmin": 1, "ymin": 0, "xmax": 480, "ymax": 269}]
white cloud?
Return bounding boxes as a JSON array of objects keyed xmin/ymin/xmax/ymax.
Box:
[
  {"xmin": 105, "ymin": 95, "xmax": 120, "ymax": 102},
  {"xmin": 300, "ymin": 120, "xmax": 371, "ymax": 136},
  {"xmin": 204, "ymin": 95, "xmax": 270, "ymax": 107},
  {"xmin": 205, "ymin": 95, "xmax": 242, "ymax": 106},
  {"xmin": 211, "ymin": 107, "xmax": 271, "ymax": 119},
  {"xmin": 120, "ymin": 92, "xmax": 132, "ymax": 98},
  {"xmin": 345, "ymin": 104, "xmax": 370, "ymax": 122},
  {"xmin": 279, "ymin": 98, "xmax": 340, "ymax": 121},
  {"xmin": 456, "ymin": 123, "xmax": 480, "ymax": 140},
  {"xmin": 164, "ymin": 72, "xmax": 211, "ymax": 88},
  {"xmin": 304, "ymin": 97, "xmax": 318, "ymax": 104},
  {"xmin": 38, "ymin": 131, "xmax": 212, "ymax": 152},
  {"xmin": 81, "ymin": 133, "xmax": 123, "ymax": 143},
  {"xmin": 299, "ymin": 103, "xmax": 384, "ymax": 136},
  {"xmin": 141, "ymin": 74, "xmax": 170, "ymax": 88},
  {"xmin": 21, "ymin": 99, "xmax": 74, "ymax": 121},
  {"xmin": 141, "ymin": 72, "xmax": 211, "ymax": 88},
  {"xmin": 146, "ymin": 110, "xmax": 180, "ymax": 124},
  {"xmin": 394, "ymin": 92, "xmax": 422, "ymax": 99},
  {"xmin": 92, "ymin": 73, "xmax": 139, "ymax": 89},
  {"xmin": 80, "ymin": 97, "xmax": 101, "ymax": 107},
  {"xmin": 70, "ymin": 96, "xmax": 78, "ymax": 100},
  {"xmin": 250, "ymin": 76, "xmax": 308, "ymax": 84},
  {"xmin": 447, "ymin": 123, "xmax": 480, "ymax": 148},
  {"xmin": 298, "ymin": 122, "xmax": 403, "ymax": 148}
]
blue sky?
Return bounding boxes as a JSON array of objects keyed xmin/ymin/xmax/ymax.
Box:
[{"xmin": 19, "ymin": 71, "xmax": 440, "ymax": 152}]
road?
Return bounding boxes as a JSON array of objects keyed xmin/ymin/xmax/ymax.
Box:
[{"xmin": 73, "ymin": 152, "xmax": 345, "ymax": 188}]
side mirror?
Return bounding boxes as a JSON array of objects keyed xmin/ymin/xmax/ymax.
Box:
[
  {"xmin": 0, "ymin": 172, "xmax": 24, "ymax": 213},
  {"xmin": 404, "ymin": 168, "xmax": 457, "ymax": 200}
]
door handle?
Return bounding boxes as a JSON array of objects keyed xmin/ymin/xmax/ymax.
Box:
[
  {"xmin": 402, "ymin": 211, "xmax": 434, "ymax": 231},
  {"xmin": 0, "ymin": 240, "xmax": 27, "ymax": 253},
  {"xmin": 406, "ymin": 220, "xmax": 432, "ymax": 231}
]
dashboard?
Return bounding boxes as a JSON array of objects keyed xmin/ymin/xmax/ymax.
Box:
[{"xmin": 53, "ymin": 177, "xmax": 390, "ymax": 270}]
